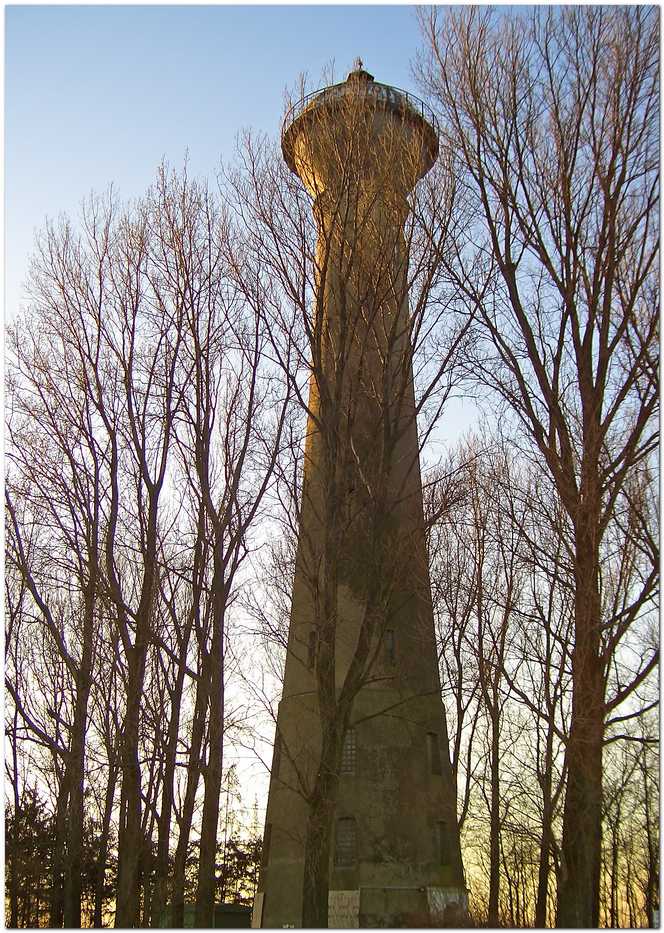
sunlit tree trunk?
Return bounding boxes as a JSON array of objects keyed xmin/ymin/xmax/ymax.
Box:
[{"xmin": 195, "ymin": 570, "xmax": 228, "ymax": 927}]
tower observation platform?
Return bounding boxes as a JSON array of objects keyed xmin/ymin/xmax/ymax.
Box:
[
  {"xmin": 281, "ymin": 67, "xmax": 439, "ymax": 176},
  {"xmin": 253, "ymin": 64, "xmax": 467, "ymax": 928}
]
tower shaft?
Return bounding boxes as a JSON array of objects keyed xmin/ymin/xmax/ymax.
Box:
[{"xmin": 254, "ymin": 68, "xmax": 466, "ymax": 928}]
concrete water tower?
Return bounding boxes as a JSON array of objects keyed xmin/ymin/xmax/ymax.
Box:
[{"xmin": 253, "ymin": 63, "xmax": 467, "ymax": 928}]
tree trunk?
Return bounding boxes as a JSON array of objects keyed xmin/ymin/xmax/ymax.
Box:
[
  {"xmin": 501, "ymin": 839, "xmax": 514, "ymax": 926},
  {"xmin": 49, "ymin": 774, "xmax": 70, "ymax": 928},
  {"xmin": 171, "ymin": 671, "xmax": 208, "ymax": 927},
  {"xmin": 115, "ymin": 647, "xmax": 147, "ymax": 927},
  {"xmin": 64, "ymin": 664, "xmax": 93, "ymax": 927},
  {"xmin": 488, "ymin": 709, "xmax": 500, "ymax": 926},
  {"xmin": 301, "ymin": 722, "xmax": 342, "ymax": 928},
  {"xmin": 557, "ymin": 520, "xmax": 604, "ymax": 928},
  {"xmin": 641, "ymin": 751, "xmax": 658, "ymax": 928},
  {"xmin": 609, "ymin": 815, "xmax": 620, "ymax": 928},
  {"xmin": 535, "ymin": 726, "xmax": 555, "ymax": 928},
  {"xmin": 114, "ymin": 492, "xmax": 158, "ymax": 928},
  {"xmin": 535, "ymin": 805, "xmax": 552, "ymax": 928},
  {"xmin": 64, "ymin": 568, "xmax": 97, "ymax": 928},
  {"xmin": 93, "ymin": 760, "xmax": 118, "ymax": 928},
  {"xmin": 140, "ymin": 840, "xmax": 154, "ymax": 928},
  {"xmin": 8, "ymin": 714, "xmax": 21, "ymax": 930},
  {"xmin": 150, "ymin": 665, "xmax": 187, "ymax": 927},
  {"xmin": 195, "ymin": 579, "xmax": 226, "ymax": 927}
]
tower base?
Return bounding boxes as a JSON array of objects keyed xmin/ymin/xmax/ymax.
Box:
[{"xmin": 252, "ymin": 886, "xmax": 468, "ymax": 928}]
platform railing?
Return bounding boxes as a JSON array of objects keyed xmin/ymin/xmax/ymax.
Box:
[{"xmin": 282, "ymin": 80, "xmax": 440, "ymax": 144}]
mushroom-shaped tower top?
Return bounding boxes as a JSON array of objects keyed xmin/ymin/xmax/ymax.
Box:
[{"xmin": 281, "ymin": 66, "xmax": 439, "ymax": 185}]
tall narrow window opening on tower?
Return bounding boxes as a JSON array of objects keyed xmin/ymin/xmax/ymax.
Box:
[
  {"xmin": 437, "ymin": 820, "xmax": 451, "ymax": 865},
  {"xmin": 427, "ymin": 732, "xmax": 442, "ymax": 775},
  {"xmin": 385, "ymin": 629, "xmax": 395, "ymax": 663},
  {"xmin": 340, "ymin": 728, "xmax": 357, "ymax": 774},
  {"xmin": 307, "ymin": 629, "xmax": 317, "ymax": 669},
  {"xmin": 334, "ymin": 817, "xmax": 357, "ymax": 867},
  {"xmin": 272, "ymin": 731, "xmax": 281, "ymax": 778}
]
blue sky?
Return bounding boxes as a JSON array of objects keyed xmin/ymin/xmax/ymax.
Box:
[
  {"xmin": 6, "ymin": 3, "xmax": 478, "ymax": 449},
  {"xmin": 6, "ymin": 4, "xmax": 428, "ymax": 319}
]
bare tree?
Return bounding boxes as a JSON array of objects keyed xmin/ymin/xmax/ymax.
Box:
[
  {"xmin": 147, "ymin": 165, "xmax": 289, "ymax": 927},
  {"xmin": 429, "ymin": 441, "xmax": 544, "ymax": 926},
  {"xmin": 488, "ymin": 460, "xmax": 574, "ymax": 928},
  {"xmin": 599, "ymin": 723, "xmax": 659, "ymax": 928},
  {"xmin": 86, "ymin": 621, "xmax": 122, "ymax": 928},
  {"xmin": 636, "ymin": 732, "xmax": 660, "ymax": 928},
  {"xmin": 6, "ymin": 242, "xmax": 114, "ymax": 927},
  {"xmin": 417, "ymin": 7, "xmax": 659, "ymax": 924},
  {"xmin": 425, "ymin": 448, "xmax": 483, "ymax": 833},
  {"xmin": 428, "ymin": 427, "xmax": 654, "ymax": 927},
  {"xmin": 468, "ymin": 452, "xmax": 526, "ymax": 927},
  {"xmin": 6, "ymin": 187, "xmax": 183, "ymax": 927},
  {"xmin": 5, "ymin": 565, "xmax": 30, "ymax": 930},
  {"xmin": 145, "ymin": 535, "xmax": 201, "ymax": 928},
  {"xmin": 6, "ymin": 162, "xmax": 287, "ymax": 928}
]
